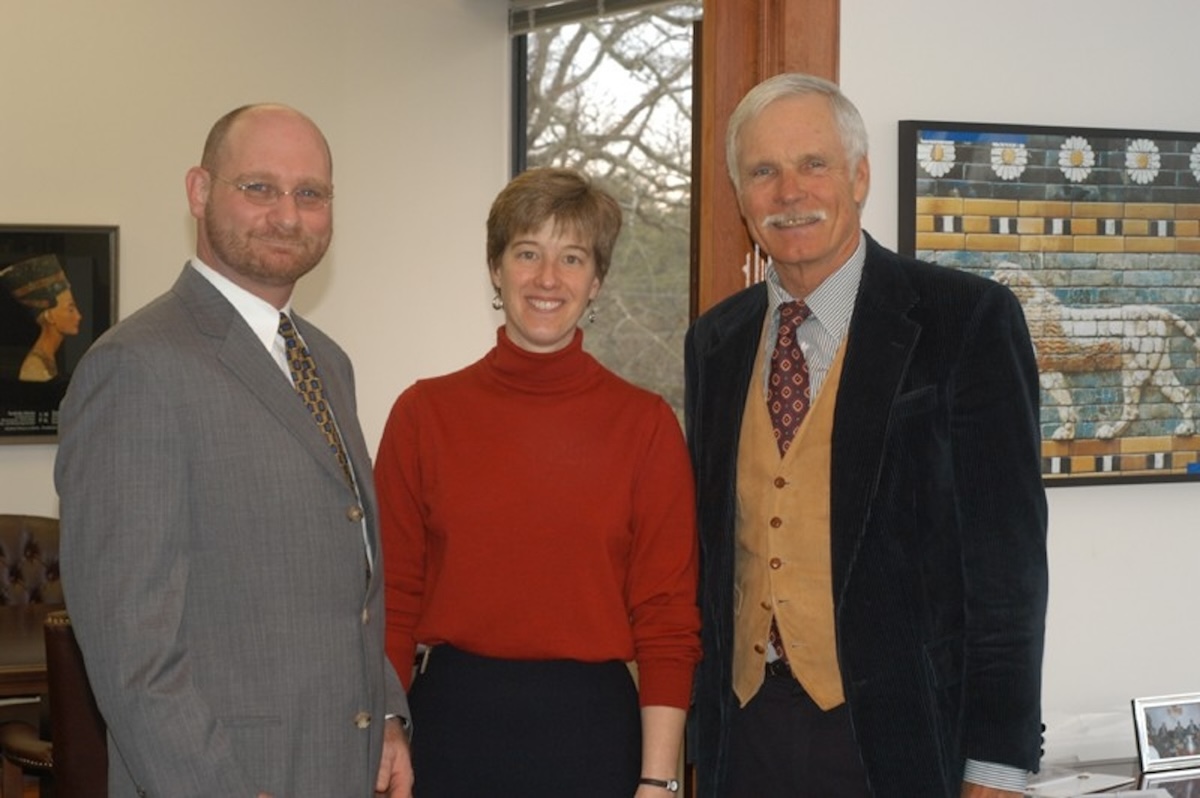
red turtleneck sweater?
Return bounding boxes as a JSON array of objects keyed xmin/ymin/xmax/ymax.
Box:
[{"xmin": 375, "ymin": 328, "xmax": 700, "ymax": 708}]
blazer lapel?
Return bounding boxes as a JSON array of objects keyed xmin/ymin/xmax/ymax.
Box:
[
  {"xmin": 173, "ymin": 267, "xmax": 356, "ymax": 490},
  {"xmin": 690, "ymin": 285, "xmax": 767, "ymax": 673},
  {"xmin": 830, "ymin": 239, "xmax": 921, "ymax": 592},
  {"xmin": 694, "ymin": 286, "xmax": 767, "ymax": 494},
  {"xmin": 290, "ymin": 315, "xmax": 381, "ymax": 564}
]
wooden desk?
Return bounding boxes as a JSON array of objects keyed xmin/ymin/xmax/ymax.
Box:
[{"xmin": 0, "ymin": 604, "xmax": 61, "ymax": 699}]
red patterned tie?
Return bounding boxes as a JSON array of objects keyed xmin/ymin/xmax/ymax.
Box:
[
  {"xmin": 768, "ymin": 301, "xmax": 813, "ymax": 455},
  {"xmin": 767, "ymin": 300, "xmax": 811, "ymax": 664}
]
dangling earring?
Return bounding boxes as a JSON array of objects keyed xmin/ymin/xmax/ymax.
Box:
[
  {"xmin": 492, "ymin": 291, "xmax": 503, "ymax": 310},
  {"xmin": 587, "ymin": 303, "xmax": 596, "ymax": 325}
]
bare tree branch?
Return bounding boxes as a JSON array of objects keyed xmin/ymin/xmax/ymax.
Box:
[{"xmin": 520, "ymin": 3, "xmax": 701, "ymax": 416}]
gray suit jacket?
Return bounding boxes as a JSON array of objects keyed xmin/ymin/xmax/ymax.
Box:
[{"xmin": 55, "ymin": 265, "xmax": 407, "ymax": 798}]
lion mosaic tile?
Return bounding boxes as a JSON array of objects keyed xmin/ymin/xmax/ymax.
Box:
[{"xmin": 900, "ymin": 121, "xmax": 1200, "ymax": 482}]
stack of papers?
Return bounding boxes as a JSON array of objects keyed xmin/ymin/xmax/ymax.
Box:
[{"xmin": 1026, "ymin": 769, "xmax": 1136, "ymax": 796}]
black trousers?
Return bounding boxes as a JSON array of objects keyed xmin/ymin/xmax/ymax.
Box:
[
  {"xmin": 727, "ymin": 671, "xmax": 872, "ymax": 798},
  {"xmin": 408, "ymin": 645, "xmax": 641, "ymax": 798}
]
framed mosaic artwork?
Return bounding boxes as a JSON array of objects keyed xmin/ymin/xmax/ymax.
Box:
[
  {"xmin": 0, "ymin": 225, "xmax": 118, "ymax": 442},
  {"xmin": 899, "ymin": 120, "xmax": 1200, "ymax": 485}
]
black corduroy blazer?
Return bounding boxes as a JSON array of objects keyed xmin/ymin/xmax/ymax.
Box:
[{"xmin": 684, "ymin": 234, "xmax": 1049, "ymax": 798}]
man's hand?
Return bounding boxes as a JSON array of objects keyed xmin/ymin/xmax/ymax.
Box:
[
  {"xmin": 375, "ymin": 716, "xmax": 414, "ymax": 797},
  {"xmin": 961, "ymin": 783, "xmax": 1022, "ymax": 798}
]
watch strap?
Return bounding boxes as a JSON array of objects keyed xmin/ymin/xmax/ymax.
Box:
[{"xmin": 638, "ymin": 776, "xmax": 680, "ymax": 792}]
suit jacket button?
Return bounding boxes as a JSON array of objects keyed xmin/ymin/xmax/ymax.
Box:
[
  {"xmin": 347, "ymin": 505, "xmax": 364, "ymax": 522},
  {"xmin": 753, "ymin": 643, "xmax": 766, "ymax": 654},
  {"xmin": 774, "ymin": 477, "xmax": 787, "ymax": 488},
  {"xmin": 769, "ymin": 557, "xmax": 783, "ymax": 569},
  {"xmin": 760, "ymin": 600, "xmax": 772, "ymax": 611},
  {"xmin": 354, "ymin": 711, "xmax": 371, "ymax": 729},
  {"xmin": 769, "ymin": 517, "xmax": 782, "ymax": 528}
]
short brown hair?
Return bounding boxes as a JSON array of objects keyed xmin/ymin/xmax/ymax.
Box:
[{"xmin": 486, "ymin": 168, "xmax": 623, "ymax": 283}]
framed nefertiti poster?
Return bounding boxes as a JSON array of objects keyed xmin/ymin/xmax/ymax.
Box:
[{"xmin": 0, "ymin": 225, "xmax": 117, "ymax": 442}]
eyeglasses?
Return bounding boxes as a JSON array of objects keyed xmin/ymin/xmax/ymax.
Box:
[{"xmin": 211, "ymin": 175, "xmax": 333, "ymax": 210}]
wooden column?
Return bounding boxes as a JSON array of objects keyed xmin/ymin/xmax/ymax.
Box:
[{"xmin": 693, "ymin": 0, "xmax": 840, "ymax": 315}]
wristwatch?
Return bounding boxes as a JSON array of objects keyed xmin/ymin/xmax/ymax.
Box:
[{"xmin": 638, "ymin": 776, "xmax": 680, "ymax": 792}]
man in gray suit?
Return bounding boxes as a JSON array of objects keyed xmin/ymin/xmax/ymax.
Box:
[{"xmin": 55, "ymin": 104, "xmax": 413, "ymax": 797}]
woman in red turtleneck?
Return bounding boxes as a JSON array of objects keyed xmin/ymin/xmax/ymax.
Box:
[{"xmin": 375, "ymin": 167, "xmax": 700, "ymax": 798}]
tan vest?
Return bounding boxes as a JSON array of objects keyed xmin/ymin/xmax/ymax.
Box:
[{"xmin": 732, "ymin": 325, "xmax": 847, "ymax": 709}]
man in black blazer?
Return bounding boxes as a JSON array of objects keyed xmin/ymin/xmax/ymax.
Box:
[{"xmin": 684, "ymin": 74, "xmax": 1047, "ymax": 798}]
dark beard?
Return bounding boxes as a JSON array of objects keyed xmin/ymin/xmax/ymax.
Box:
[{"xmin": 204, "ymin": 205, "xmax": 329, "ymax": 287}]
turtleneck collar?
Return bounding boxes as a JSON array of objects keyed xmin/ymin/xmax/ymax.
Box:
[{"xmin": 484, "ymin": 325, "xmax": 600, "ymax": 394}]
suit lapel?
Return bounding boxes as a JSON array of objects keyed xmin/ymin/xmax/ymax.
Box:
[
  {"xmin": 690, "ymin": 286, "xmax": 766, "ymax": 659},
  {"xmin": 830, "ymin": 239, "xmax": 921, "ymax": 593},
  {"xmin": 172, "ymin": 267, "xmax": 357, "ymax": 490},
  {"xmin": 696, "ymin": 287, "xmax": 767, "ymax": 493},
  {"xmin": 290, "ymin": 315, "xmax": 381, "ymax": 564},
  {"xmin": 291, "ymin": 316, "xmax": 380, "ymax": 568},
  {"xmin": 288, "ymin": 316, "xmax": 370, "ymax": 486}
]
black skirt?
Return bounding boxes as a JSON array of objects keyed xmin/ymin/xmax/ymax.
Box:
[{"xmin": 408, "ymin": 644, "xmax": 641, "ymax": 798}]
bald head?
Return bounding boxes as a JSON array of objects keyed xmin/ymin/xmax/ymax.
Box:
[
  {"xmin": 186, "ymin": 103, "xmax": 335, "ymax": 306},
  {"xmin": 200, "ymin": 104, "xmax": 332, "ymax": 178}
]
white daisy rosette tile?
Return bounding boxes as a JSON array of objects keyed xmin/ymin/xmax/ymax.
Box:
[
  {"xmin": 918, "ymin": 138, "xmax": 956, "ymax": 178},
  {"xmin": 990, "ymin": 142, "xmax": 1028, "ymax": 181},
  {"xmin": 1125, "ymin": 138, "xmax": 1160, "ymax": 185},
  {"xmin": 1190, "ymin": 142, "xmax": 1200, "ymax": 183},
  {"xmin": 1058, "ymin": 136, "xmax": 1095, "ymax": 183}
]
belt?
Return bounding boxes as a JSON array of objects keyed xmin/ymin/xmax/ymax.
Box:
[{"xmin": 764, "ymin": 658, "xmax": 792, "ymax": 678}]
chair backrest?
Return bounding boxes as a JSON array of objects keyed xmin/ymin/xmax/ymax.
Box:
[
  {"xmin": 0, "ymin": 514, "xmax": 61, "ymax": 606},
  {"xmin": 44, "ymin": 610, "xmax": 107, "ymax": 797}
]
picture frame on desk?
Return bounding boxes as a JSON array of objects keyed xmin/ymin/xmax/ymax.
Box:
[
  {"xmin": 0, "ymin": 224, "xmax": 118, "ymax": 443},
  {"xmin": 1133, "ymin": 692, "xmax": 1200, "ymax": 774},
  {"xmin": 1140, "ymin": 766, "xmax": 1200, "ymax": 793},
  {"xmin": 898, "ymin": 120, "xmax": 1200, "ymax": 486}
]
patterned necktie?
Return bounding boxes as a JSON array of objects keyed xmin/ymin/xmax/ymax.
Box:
[
  {"xmin": 278, "ymin": 312, "xmax": 354, "ymax": 488},
  {"xmin": 766, "ymin": 300, "xmax": 812, "ymax": 664},
  {"xmin": 768, "ymin": 300, "xmax": 814, "ymax": 456}
]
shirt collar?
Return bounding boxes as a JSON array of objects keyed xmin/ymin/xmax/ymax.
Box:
[
  {"xmin": 189, "ymin": 258, "xmax": 293, "ymax": 351},
  {"xmin": 765, "ymin": 232, "xmax": 866, "ymax": 343}
]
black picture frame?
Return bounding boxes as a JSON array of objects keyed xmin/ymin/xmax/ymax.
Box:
[
  {"xmin": 0, "ymin": 225, "xmax": 118, "ymax": 442},
  {"xmin": 898, "ymin": 120, "xmax": 1200, "ymax": 485}
]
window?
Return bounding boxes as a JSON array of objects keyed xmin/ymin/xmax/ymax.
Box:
[{"xmin": 513, "ymin": 1, "xmax": 702, "ymax": 416}]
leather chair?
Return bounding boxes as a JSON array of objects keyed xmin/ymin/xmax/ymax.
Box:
[
  {"xmin": 0, "ymin": 515, "xmax": 61, "ymax": 607},
  {"xmin": 0, "ymin": 514, "xmax": 61, "ymax": 796},
  {"xmin": 0, "ymin": 723, "xmax": 49, "ymax": 798},
  {"xmin": 0, "ymin": 611, "xmax": 107, "ymax": 798}
]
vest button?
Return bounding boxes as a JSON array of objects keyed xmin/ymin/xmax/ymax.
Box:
[
  {"xmin": 769, "ymin": 557, "xmax": 782, "ymax": 569},
  {"xmin": 754, "ymin": 643, "xmax": 766, "ymax": 654},
  {"xmin": 769, "ymin": 517, "xmax": 782, "ymax": 528},
  {"xmin": 774, "ymin": 477, "xmax": 787, "ymax": 488}
]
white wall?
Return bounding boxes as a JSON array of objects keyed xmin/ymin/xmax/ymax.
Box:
[
  {"xmin": 0, "ymin": 0, "xmax": 508, "ymax": 515},
  {"xmin": 842, "ymin": 0, "xmax": 1200, "ymax": 763},
  {"xmin": 3, "ymin": 0, "xmax": 1196, "ymax": 766}
]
